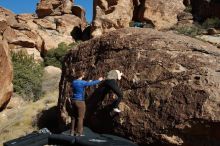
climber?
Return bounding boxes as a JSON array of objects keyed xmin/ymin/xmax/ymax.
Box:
[
  {"xmin": 70, "ymin": 70, "xmax": 103, "ymax": 136},
  {"xmin": 96, "ymin": 70, "xmax": 124, "ymax": 113}
]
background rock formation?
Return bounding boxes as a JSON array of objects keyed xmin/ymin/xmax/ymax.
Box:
[
  {"xmin": 137, "ymin": 0, "xmax": 185, "ymax": 29},
  {"xmin": 0, "ymin": 1, "xmax": 86, "ymax": 61},
  {"xmin": 0, "ymin": 40, "xmax": 13, "ymax": 111},
  {"xmin": 0, "ymin": 1, "xmax": 85, "ymax": 110},
  {"xmin": 91, "ymin": 0, "xmax": 134, "ymax": 37},
  {"xmin": 92, "ymin": 0, "xmax": 185, "ymax": 37},
  {"xmin": 36, "ymin": 0, "xmax": 74, "ymax": 18},
  {"xmin": 58, "ymin": 28, "xmax": 220, "ymax": 145}
]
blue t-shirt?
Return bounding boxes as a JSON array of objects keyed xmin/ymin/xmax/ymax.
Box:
[{"xmin": 72, "ymin": 79, "xmax": 100, "ymax": 101}]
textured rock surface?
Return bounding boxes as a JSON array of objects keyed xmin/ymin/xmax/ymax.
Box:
[
  {"xmin": 177, "ymin": 11, "xmax": 194, "ymax": 27},
  {"xmin": 197, "ymin": 34, "xmax": 220, "ymax": 47},
  {"xmin": 91, "ymin": 0, "xmax": 134, "ymax": 37},
  {"xmin": 36, "ymin": 0, "xmax": 74, "ymax": 18},
  {"xmin": 0, "ymin": 7, "xmax": 16, "ymax": 34},
  {"xmin": 58, "ymin": 28, "xmax": 220, "ymax": 145},
  {"xmin": 33, "ymin": 14, "xmax": 81, "ymax": 51},
  {"xmin": 0, "ymin": 40, "xmax": 13, "ymax": 111},
  {"xmin": 92, "ymin": 0, "xmax": 185, "ymax": 37},
  {"xmin": 191, "ymin": 0, "xmax": 220, "ymax": 20},
  {"xmin": 137, "ymin": 0, "xmax": 185, "ymax": 29},
  {"xmin": 0, "ymin": 5, "xmax": 85, "ymax": 54}
]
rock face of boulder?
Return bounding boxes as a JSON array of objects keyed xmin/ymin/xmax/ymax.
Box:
[
  {"xmin": 91, "ymin": 0, "xmax": 134, "ymax": 37},
  {"xmin": 191, "ymin": 0, "xmax": 220, "ymax": 20},
  {"xmin": 58, "ymin": 28, "xmax": 220, "ymax": 145},
  {"xmin": 0, "ymin": 40, "xmax": 13, "ymax": 111},
  {"xmin": 0, "ymin": 7, "xmax": 16, "ymax": 34},
  {"xmin": 92, "ymin": 0, "xmax": 185, "ymax": 37}
]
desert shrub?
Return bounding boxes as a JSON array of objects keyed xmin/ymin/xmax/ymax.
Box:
[
  {"xmin": 174, "ymin": 25, "xmax": 203, "ymax": 37},
  {"xmin": 44, "ymin": 42, "xmax": 80, "ymax": 68},
  {"xmin": 202, "ymin": 17, "xmax": 220, "ymax": 29},
  {"xmin": 12, "ymin": 51, "xmax": 44, "ymax": 101}
]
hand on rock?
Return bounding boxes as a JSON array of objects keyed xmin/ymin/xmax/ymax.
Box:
[{"xmin": 98, "ymin": 77, "xmax": 104, "ymax": 81}]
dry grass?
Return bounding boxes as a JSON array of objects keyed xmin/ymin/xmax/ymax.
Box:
[{"xmin": 0, "ymin": 91, "xmax": 58, "ymax": 146}]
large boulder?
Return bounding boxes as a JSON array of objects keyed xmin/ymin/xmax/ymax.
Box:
[
  {"xmin": 58, "ymin": 28, "xmax": 220, "ymax": 145},
  {"xmin": 91, "ymin": 0, "xmax": 134, "ymax": 37},
  {"xmin": 16, "ymin": 14, "xmax": 40, "ymax": 31},
  {"xmin": 54, "ymin": 14, "xmax": 82, "ymax": 35},
  {"xmin": 0, "ymin": 40, "xmax": 13, "ymax": 111},
  {"xmin": 62, "ymin": 0, "xmax": 74, "ymax": 14},
  {"xmin": 3, "ymin": 28, "xmax": 38, "ymax": 48},
  {"xmin": 36, "ymin": 0, "xmax": 54, "ymax": 18},
  {"xmin": 0, "ymin": 7, "xmax": 16, "ymax": 34},
  {"xmin": 0, "ymin": 7, "xmax": 16, "ymax": 22},
  {"xmin": 36, "ymin": 0, "xmax": 74, "ymax": 18},
  {"xmin": 137, "ymin": 0, "xmax": 185, "ymax": 29},
  {"xmin": 33, "ymin": 14, "xmax": 82, "ymax": 51}
]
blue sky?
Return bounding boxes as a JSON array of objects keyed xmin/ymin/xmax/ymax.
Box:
[{"xmin": 0, "ymin": 0, "xmax": 93, "ymax": 22}]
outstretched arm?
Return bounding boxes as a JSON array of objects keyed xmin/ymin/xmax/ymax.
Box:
[
  {"xmin": 83, "ymin": 77, "xmax": 103, "ymax": 87},
  {"xmin": 83, "ymin": 80, "xmax": 101, "ymax": 86}
]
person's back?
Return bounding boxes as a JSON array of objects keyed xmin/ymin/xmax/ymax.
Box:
[{"xmin": 72, "ymin": 80, "xmax": 100, "ymax": 101}]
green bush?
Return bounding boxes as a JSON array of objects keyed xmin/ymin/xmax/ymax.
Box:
[
  {"xmin": 174, "ymin": 25, "xmax": 203, "ymax": 37},
  {"xmin": 202, "ymin": 17, "xmax": 220, "ymax": 29},
  {"xmin": 44, "ymin": 42, "xmax": 80, "ymax": 68},
  {"xmin": 12, "ymin": 51, "xmax": 44, "ymax": 101}
]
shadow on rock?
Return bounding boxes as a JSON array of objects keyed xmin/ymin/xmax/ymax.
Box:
[
  {"xmin": 85, "ymin": 86, "xmax": 119, "ymax": 134},
  {"xmin": 36, "ymin": 106, "xmax": 69, "ymax": 133},
  {"xmin": 71, "ymin": 25, "xmax": 91, "ymax": 41}
]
